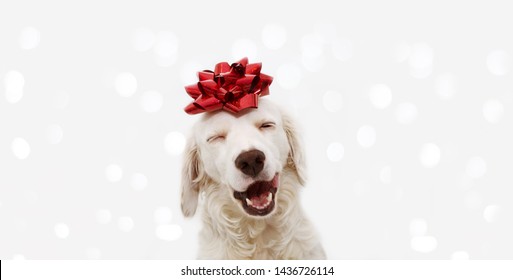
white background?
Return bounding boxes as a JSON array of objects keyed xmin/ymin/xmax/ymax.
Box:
[{"xmin": 1, "ymin": 0, "xmax": 512, "ymax": 259}]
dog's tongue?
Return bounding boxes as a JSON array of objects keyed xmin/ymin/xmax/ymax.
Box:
[{"xmin": 250, "ymin": 191, "xmax": 271, "ymax": 207}]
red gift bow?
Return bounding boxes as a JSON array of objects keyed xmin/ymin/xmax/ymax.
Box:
[{"xmin": 184, "ymin": 57, "xmax": 273, "ymax": 114}]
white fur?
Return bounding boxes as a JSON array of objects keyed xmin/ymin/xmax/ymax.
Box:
[{"xmin": 181, "ymin": 99, "xmax": 325, "ymax": 259}]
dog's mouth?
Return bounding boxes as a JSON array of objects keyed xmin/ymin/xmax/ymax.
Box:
[{"xmin": 233, "ymin": 174, "xmax": 279, "ymax": 216}]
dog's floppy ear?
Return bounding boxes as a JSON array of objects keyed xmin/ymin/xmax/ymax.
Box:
[
  {"xmin": 180, "ymin": 136, "xmax": 205, "ymax": 217},
  {"xmin": 282, "ymin": 111, "xmax": 307, "ymax": 185}
]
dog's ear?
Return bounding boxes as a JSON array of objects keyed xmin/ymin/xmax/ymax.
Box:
[
  {"xmin": 282, "ymin": 111, "xmax": 307, "ymax": 185},
  {"xmin": 180, "ymin": 136, "xmax": 204, "ymax": 217}
]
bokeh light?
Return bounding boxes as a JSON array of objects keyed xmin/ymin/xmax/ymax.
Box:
[
  {"xmin": 486, "ymin": 50, "xmax": 511, "ymax": 76},
  {"xmin": 276, "ymin": 63, "xmax": 302, "ymax": 90},
  {"xmin": 164, "ymin": 131, "xmax": 186, "ymax": 156},
  {"xmin": 322, "ymin": 90, "xmax": 343, "ymax": 113},
  {"xmin": 395, "ymin": 102, "xmax": 418, "ymax": 124},
  {"xmin": 4, "ymin": 70, "xmax": 25, "ymax": 104},
  {"xmin": 409, "ymin": 218, "xmax": 428, "ymax": 236},
  {"xmin": 117, "ymin": 216, "xmax": 135, "ymax": 232},
  {"xmin": 54, "ymin": 223, "xmax": 70, "ymax": 239},
  {"xmin": 45, "ymin": 124, "xmax": 63, "ymax": 145},
  {"xmin": 140, "ymin": 90, "xmax": 163, "ymax": 113},
  {"xmin": 114, "ymin": 72, "xmax": 137, "ymax": 98},
  {"xmin": 105, "ymin": 164, "xmax": 123, "ymax": 182},
  {"xmin": 326, "ymin": 142, "xmax": 345, "ymax": 162},
  {"xmin": 262, "ymin": 24, "xmax": 287, "ymax": 50},
  {"xmin": 435, "ymin": 73, "xmax": 456, "ymax": 100},
  {"xmin": 130, "ymin": 173, "xmax": 148, "ymax": 191},
  {"xmin": 154, "ymin": 31, "xmax": 179, "ymax": 67},
  {"xmin": 131, "ymin": 28, "xmax": 155, "ymax": 52},
  {"xmin": 419, "ymin": 143, "xmax": 440, "ymax": 168},
  {"xmin": 19, "ymin": 26, "xmax": 40, "ymax": 50},
  {"xmin": 482, "ymin": 99, "xmax": 504, "ymax": 124},
  {"xmin": 369, "ymin": 84, "xmax": 392, "ymax": 109},
  {"xmin": 156, "ymin": 224, "xmax": 183, "ymax": 241},
  {"xmin": 11, "ymin": 137, "xmax": 31, "ymax": 160},
  {"xmin": 96, "ymin": 209, "xmax": 112, "ymax": 224},
  {"xmin": 357, "ymin": 125, "xmax": 376, "ymax": 148},
  {"xmin": 231, "ymin": 39, "xmax": 257, "ymax": 61},
  {"xmin": 154, "ymin": 207, "xmax": 173, "ymax": 225},
  {"xmin": 409, "ymin": 43, "xmax": 434, "ymax": 79},
  {"xmin": 411, "ymin": 236, "xmax": 437, "ymax": 253},
  {"xmin": 465, "ymin": 157, "xmax": 487, "ymax": 179},
  {"xmin": 483, "ymin": 205, "xmax": 501, "ymax": 223}
]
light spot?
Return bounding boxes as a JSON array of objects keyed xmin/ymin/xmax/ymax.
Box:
[
  {"xmin": 52, "ymin": 91, "xmax": 70, "ymax": 109},
  {"xmin": 464, "ymin": 190, "xmax": 482, "ymax": 210},
  {"xmin": 19, "ymin": 26, "xmax": 40, "ymax": 50},
  {"xmin": 326, "ymin": 142, "xmax": 344, "ymax": 162},
  {"xmin": 96, "ymin": 209, "xmax": 112, "ymax": 224},
  {"xmin": 12, "ymin": 138, "xmax": 31, "ymax": 159},
  {"xmin": 331, "ymin": 37, "xmax": 353, "ymax": 62},
  {"xmin": 483, "ymin": 204, "xmax": 501, "ymax": 223},
  {"xmin": 13, "ymin": 254, "xmax": 26, "ymax": 260},
  {"xmin": 451, "ymin": 251, "xmax": 469, "ymax": 260},
  {"xmin": 394, "ymin": 41, "xmax": 411, "ymax": 63},
  {"xmin": 276, "ymin": 63, "xmax": 301, "ymax": 90},
  {"xmin": 301, "ymin": 55, "xmax": 325, "ymax": 72},
  {"xmin": 114, "ymin": 72, "xmax": 137, "ymax": 97},
  {"xmin": 409, "ymin": 43, "xmax": 434, "ymax": 79},
  {"xmin": 435, "ymin": 73, "xmax": 456, "ymax": 100},
  {"xmin": 261, "ymin": 24, "xmax": 287, "ymax": 50},
  {"xmin": 130, "ymin": 173, "xmax": 148, "ymax": 191},
  {"xmin": 154, "ymin": 207, "xmax": 173, "ymax": 224},
  {"xmin": 54, "ymin": 223, "xmax": 70, "ymax": 239},
  {"xmin": 419, "ymin": 143, "xmax": 441, "ymax": 168},
  {"xmin": 85, "ymin": 248, "xmax": 102, "ymax": 259},
  {"xmin": 322, "ymin": 90, "xmax": 343, "ymax": 112},
  {"xmin": 487, "ymin": 50, "xmax": 511, "ymax": 76},
  {"xmin": 180, "ymin": 61, "xmax": 203, "ymax": 85},
  {"xmin": 4, "ymin": 70, "xmax": 25, "ymax": 104},
  {"xmin": 46, "ymin": 124, "xmax": 63, "ymax": 144},
  {"xmin": 140, "ymin": 90, "xmax": 163, "ymax": 113},
  {"xmin": 395, "ymin": 102, "xmax": 418, "ymax": 124},
  {"xmin": 409, "ymin": 218, "xmax": 428, "ymax": 236},
  {"xmin": 379, "ymin": 165, "xmax": 392, "ymax": 184},
  {"xmin": 301, "ymin": 33, "xmax": 324, "ymax": 58},
  {"xmin": 117, "ymin": 216, "xmax": 134, "ymax": 232},
  {"xmin": 353, "ymin": 180, "xmax": 370, "ymax": 197},
  {"xmin": 131, "ymin": 28, "xmax": 155, "ymax": 52},
  {"xmin": 231, "ymin": 38, "xmax": 257, "ymax": 61},
  {"xmin": 369, "ymin": 84, "xmax": 392, "ymax": 109},
  {"xmin": 105, "ymin": 164, "xmax": 123, "ymax": 182},
  {"xmin": 357, "ymin": 125, "xmax": 376, "ymax": 148},
  {"xmin": 411, "ymin": 236, "xmax": 437, "ymax": 253},
  {"xmin": 482, "ymin": 99, "xmax": 504, "ymax": 124},
  {"xmin": 313, "ymin": 22, "xmax": 337, "ymax": 44},
  {"xmin": 164, "ymin": 131, "xmax": 186, "ymax": 155},
  {"xmin": 466, "ymin": 157, "xmax": 487, "ymax": 179},
  {"xmin": 156, "ymin": 224, "xmax": 183, "ymax": 241},
  {"xmin": 154, "ymin": 31, "xmax": 178, "ymax": 67}
]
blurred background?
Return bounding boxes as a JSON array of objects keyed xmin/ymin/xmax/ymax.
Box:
[{"xmin": 1, "ymin": 0, "xmax": 512, "ymax": 259}]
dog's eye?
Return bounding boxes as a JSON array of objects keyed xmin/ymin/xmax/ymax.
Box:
[
  {"xmin": 207, "ymin": 135, "xmax": 225, "ymax": 143},
  {"xmin": 259, "ymin": 122, "xmax": 276, "ymax": 130}
]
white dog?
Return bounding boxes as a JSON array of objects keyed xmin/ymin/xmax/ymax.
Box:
[{"xmin": 181, "ymin": 99, "xmax": 325, "ymax": 259}]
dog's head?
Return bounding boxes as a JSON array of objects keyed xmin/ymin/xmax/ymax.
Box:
[{"xmin": 180, "ymin": 99, "xmax": 306, "ymax": 218}]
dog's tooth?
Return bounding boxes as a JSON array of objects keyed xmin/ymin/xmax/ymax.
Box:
[
  {"xmin": 246, "ymin": 198, "xmax": 253, "ymax": 206},
  {"xmin": 267, "ymin": 192, "xmax": 272, "ymax": 202}
]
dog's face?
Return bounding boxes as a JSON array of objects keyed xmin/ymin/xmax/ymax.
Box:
[{"xmin": 181, "ymin": 99, "xmax": 306, "ymax": 218}]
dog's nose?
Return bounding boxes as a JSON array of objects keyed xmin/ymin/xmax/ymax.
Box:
[{"xmin": 235, "ymin": 150, "xmax": 266, "ymax": 177}]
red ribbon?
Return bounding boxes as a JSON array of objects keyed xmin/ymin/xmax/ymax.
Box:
[{"xmin": 184, "ymin": 57, "xmax": 273, "ymax": 114}]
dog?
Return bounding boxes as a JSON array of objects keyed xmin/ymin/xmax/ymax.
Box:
[{"xmin": 180, "ymin": 99, "xmax": 326, "ymax": 259}]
